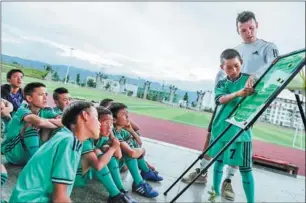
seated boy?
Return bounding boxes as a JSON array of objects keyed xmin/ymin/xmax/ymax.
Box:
[
  {"xmin": 207, "ymin": 49, "xmax": 255, "ymax": 203},
  {"xmin": 1, "ymin": 99, "xmax": 13, "ymax": 139},
  {"xmin": 109, "ymin": 102, "xmax": 161, "ymax": 198},
  {"xmin": 74, "ymin": 106, "xmax": 136, "ymax": 203},
  {"xmin": 1, "ymin": 82, "xmax": 62, "ymax": 165},
  {"xmin": 100, "ymin": 98, "xmax": 156, "ymax": 172},
  {"xmin": 9, "ymin": 101, "xmax": 101, "ymax": 202}
]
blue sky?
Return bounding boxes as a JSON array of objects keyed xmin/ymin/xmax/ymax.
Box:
[{"xmin": 2, "ymin": 2, "xmax": 305, "ymax": 91}]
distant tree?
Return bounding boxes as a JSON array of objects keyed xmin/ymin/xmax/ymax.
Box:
[
  {"xmin": 52, "ymin": 71, "xmax": 60, "ymax": 81},
  {"xmin": 87, "ymin": 79, "xmax": 96, "ymax": 87},
  {"xmin": 102, "ymin": 75, "xmax": 108, "ymax": 79},
  {"xmin": 76, "ymin": 73, "xmax": 81, "ymax": 85},
  {"xmin": 105, "ymin": 82, "xmax": 111, "ymax": 90},
  {"xmin": 183, "ymin": 92, "xmax": 189, "ymax": 102},
  {"xmin": 44, "ymin": 65, "xmax": 53, "ymax": 73}
]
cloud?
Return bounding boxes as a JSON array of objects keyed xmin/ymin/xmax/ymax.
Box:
[{"xmin": 1, "ymin": 2, "xmax": 305, "ymax": 91}]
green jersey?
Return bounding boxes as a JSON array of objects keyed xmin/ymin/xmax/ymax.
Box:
[
  {"xmin": 1, "ymin": 105, "xmax": 59, "ymax": 164},
  {"xmin": 113, "ymin": 128, "xmax": 140, "ymax": 148},
  {"xmin": 95, "ymin": 136, "xmax": 110, "ymax": 149},
  {"xmin": 212, "ymin": 73, "xmax": 253, "ymax": 142},
  {"xmin": 9, "ymin": 130, "xmax": 82, "ymax": 203}
]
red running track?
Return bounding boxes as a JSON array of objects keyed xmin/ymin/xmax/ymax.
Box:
[{"xmin": 129, "ymin": 113, "xmax": 305, "ymax": 176}]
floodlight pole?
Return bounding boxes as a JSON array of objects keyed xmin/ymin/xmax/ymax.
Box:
[{"xmin": 64, "ymin": 47, "xmax": 75, "ymax": 84}]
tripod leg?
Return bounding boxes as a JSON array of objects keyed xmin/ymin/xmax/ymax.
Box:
[
  {"xmin": 294, "ymin": 93, "xmax": 306, "ymax": 129},
  {"xmin": 163, "ymin": 124, "xmax": 232, "ymax": 195},
  {"xmin": 170, "ymin": 129, "xmax": 244, "ymax": 203}
]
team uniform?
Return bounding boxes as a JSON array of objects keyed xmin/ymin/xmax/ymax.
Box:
[
  {"xmin": 74, "ymin": 138, "xmax": 131, "ymax": 201},
  {"xmin": 9, "ymin": 130, "xmax": 82, "ymax": 202},
  {"xmin": 113, "ymin": 129, "xmax": 141, "ymax": 149},
  {"xmin": 1, "ymin": 104, "xmax": 59, "ymax": 165},
  {"xmin": 112, "ymin": 128, "xmax": 161, "ymax": 198},
  {"xmin": 207, "ymin": 73, "xmax": 253, "ymax": 167},
  {"xmin": 74, "ymin": 139, "xmax": 98, "ymax": 187}
]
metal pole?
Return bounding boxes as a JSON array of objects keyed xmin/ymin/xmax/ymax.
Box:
[
  {"xmin": 64, "ymin": 47, "xmax": 74, "ymax": 84},
  {"xmin": 170, "ymin": 129, "xmax": 245, "ymax": 203},
  {"xmin": 163, "ymin": 124, "xmax": 231, "ymax": 195}
]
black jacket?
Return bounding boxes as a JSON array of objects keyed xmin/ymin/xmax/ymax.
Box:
[{"xmin": 1, "ymin": 84, "xmax": 24, "ymax": 112}]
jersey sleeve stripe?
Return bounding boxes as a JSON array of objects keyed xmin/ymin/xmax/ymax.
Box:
[
  {"xmin": 52, "ymin": 177, "xmax": 74, "ymax": 185},
  {"xmin": 20, "ymin": 113, "xmax": 33, "ymax": 122},
  {"xmin": 81, "ymin": 149, "xmax": 94, "ymax": 155}
]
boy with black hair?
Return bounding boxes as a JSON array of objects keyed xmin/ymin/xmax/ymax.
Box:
[
  {"xmin": 207, "ymin": 49, "xmax": 255, "ymax": 203},
  {"xmin": 1, "ymin": 69, "xmax": 24, "ymax": 112},
  {"xmin": 183, "ymin": 11, "xmax": 279, "ymax": 201},
  {"xmin": 9, "ymin": 101, "xmax": 101, "ymax": 202},
  {"xmin": 100, "ymin": 98, "xmax": 156, "ymax": 172},
  {"xmin": 74, "ymin": 106, "xmax": 136, "ymax": 203},
  {"xmin": 1, "ymin": 82, "xmax": 62, "ymax": 164},
  {"xmin": 52, "ymin": 87, "xmax": 73, "ymax": 115},
  {"xmin": 109, "ymin": 102, "xmax": 161, "ymax": 198}
]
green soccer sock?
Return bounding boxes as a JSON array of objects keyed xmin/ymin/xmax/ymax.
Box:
[
  {"xmin": 108, "ymin": 157, "xmax": 125, "ymax": 190},
  {"xmin": 213, "ymin": 160, "xmax": 225, "ymax": 195},
  {"xmin": 240, "ymin": 169, "xmax": 255, "ymax": 203},
  {"xmin": 94, "ymin": 166, "xmax": 120, "ymax": 197},
  {"xmin": 1, "ymin": 173, "xmax": 8, "ymax": 186},
  {"xmin": 23, "ymin": 128, "xmax": 40, "ymax": 158},
  {"xmin": 124, "ymin": 156, "xmax": 143, "ymax": 185},
  {"xmin": 137, "ymin": 158, "xmax": 150, "ymax": 172}
]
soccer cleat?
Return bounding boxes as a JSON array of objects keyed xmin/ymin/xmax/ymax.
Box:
[
  {"xmin": 132, "ymin": 181, "xmax": 159, "ymax": 198},
  {"xmin": 141, "ymin": 169, "xmax": 163, "ymax": 182},
  {"xmin": 107, "ymin": 193, "xmax": 133, "ymax": 203},
  {"xmin": 221, "ymin": 179, "xmax": 235, "ymax": 201},
  {"xmin": 208, "ymin": 187, "xmax": 221, "ymax": 203},
  {"xmin": 122, "ymin": 192, "xmax": 138, "ymax": 203},
  {"xmin": 181, "ymin": 168, "xmax": 207, "ymax": 184}
]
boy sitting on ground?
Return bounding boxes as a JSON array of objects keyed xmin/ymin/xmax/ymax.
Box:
[
  {"xmin": 9, "ymin": 101, "xmax": 101, "ymax": 202},
  {"xmin": 1, "ymin": 82, "xmax": 62, "ymax": 165},
  {"xmin": 74, "ymin": 106, "xmax": 136, "ymax": 203},
  {"xmin": 109, "ymin": 102, "xmax": 162, "ymax": 198},
  {"xmin": 100, "ymin": 98, "xmax": 156, "ymax": 172}
]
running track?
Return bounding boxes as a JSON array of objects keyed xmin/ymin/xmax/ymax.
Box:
[
  {"xmin": 129, "ymin": 113, "xmax": 305, "ymax": 176},
  {"xmin": 47, "ymin": 97, "xmax": 305, "ymax": 176}
]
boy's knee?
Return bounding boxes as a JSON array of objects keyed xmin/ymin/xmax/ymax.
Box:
[{"xmin": 239, "ymin": 166, "xmax": 252, "ymax": 173}]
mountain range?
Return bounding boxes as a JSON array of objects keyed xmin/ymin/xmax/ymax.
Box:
[{"xmin": 1, "ymin": 54, "xmax": 214, "ymax": 102}]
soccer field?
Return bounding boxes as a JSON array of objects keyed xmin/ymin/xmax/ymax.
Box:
[{"xmin": 2, "ymin": 73, "xmax": 304, "ymax": 150}]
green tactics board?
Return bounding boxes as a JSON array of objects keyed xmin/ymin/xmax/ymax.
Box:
[{"xmin": 226, "ymin": 49, "xmax": 306, "ymax": 129}]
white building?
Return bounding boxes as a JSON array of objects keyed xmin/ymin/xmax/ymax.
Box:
[
  {"xmin": 201, "ymin": 91, "xmax": 214, "ymax": 111},
  {"xmin": 97, "ymin": 78, "xmax": 138, "ymax": 97},
  {"xmin": 259, "ymin": 89, "xmax": 305, "ymax": 130}
]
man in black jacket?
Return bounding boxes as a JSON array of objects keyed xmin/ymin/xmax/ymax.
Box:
[{"xmin": 1, "ymin": 69, "xmax": 24, "ymax": 112}]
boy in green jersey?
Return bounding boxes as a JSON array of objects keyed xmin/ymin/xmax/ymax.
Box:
[
  {"xmin": 208, "ymin": 49, "xmax": 255, "ymax": 203},
  {"xmin": 1, "ymin": 82, "xmax": 62, "ymax": 165},
  {"xmin": 9, "ymin": 101, "xmax": 101, "ymax": 202},
  {"xmin": 74, "ymin": 106, "xmax": 136, "ymax": 203},
  {"xmin": 109, "ymin": 102, "xmax": 161, "ymax": 198}
]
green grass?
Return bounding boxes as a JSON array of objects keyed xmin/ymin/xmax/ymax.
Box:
[
  {"xmin": 2, "ymin": 64, "xmax": 304, "ymax": 150},
  {"xmin": 2, "ymin": 63, "xmax": 48, "ymax": 79}
]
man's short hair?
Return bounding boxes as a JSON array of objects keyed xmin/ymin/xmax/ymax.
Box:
[
  {"xmin": 53, "ymin": 87, "xmax": 69, "ymax": 100},
  {"xmin": 24, "ymin": 82, "xmax": 46, "ymax": 98},
  {"xmin": 96, "ymin": 106, "xmax": 112, "ymax": 120},
  {"xmin": 220, "ymin": 49, "xmax": 242, "ymax": 64},
  {"xmin": 62, "ymin": 101, "xmax": 94, "ymax": 130},
  {"xmin": 236, "ymin": 11, "xmax": 257, "ymax": 32},
  {"xmin": 7, "ymin": 69, "xmax": 24, "ymax": 79},
  {"xmin": 108, "ymin": 102, "xmax": 127, "ymax": 118},
  {"xmin": 99, "ymin": 98, "xmax": 114, "ymax": 108}
]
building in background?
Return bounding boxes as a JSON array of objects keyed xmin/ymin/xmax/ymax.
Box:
[{"xmin": 258, "ymin": 89, "xmax": 305, "ymax": 130}]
